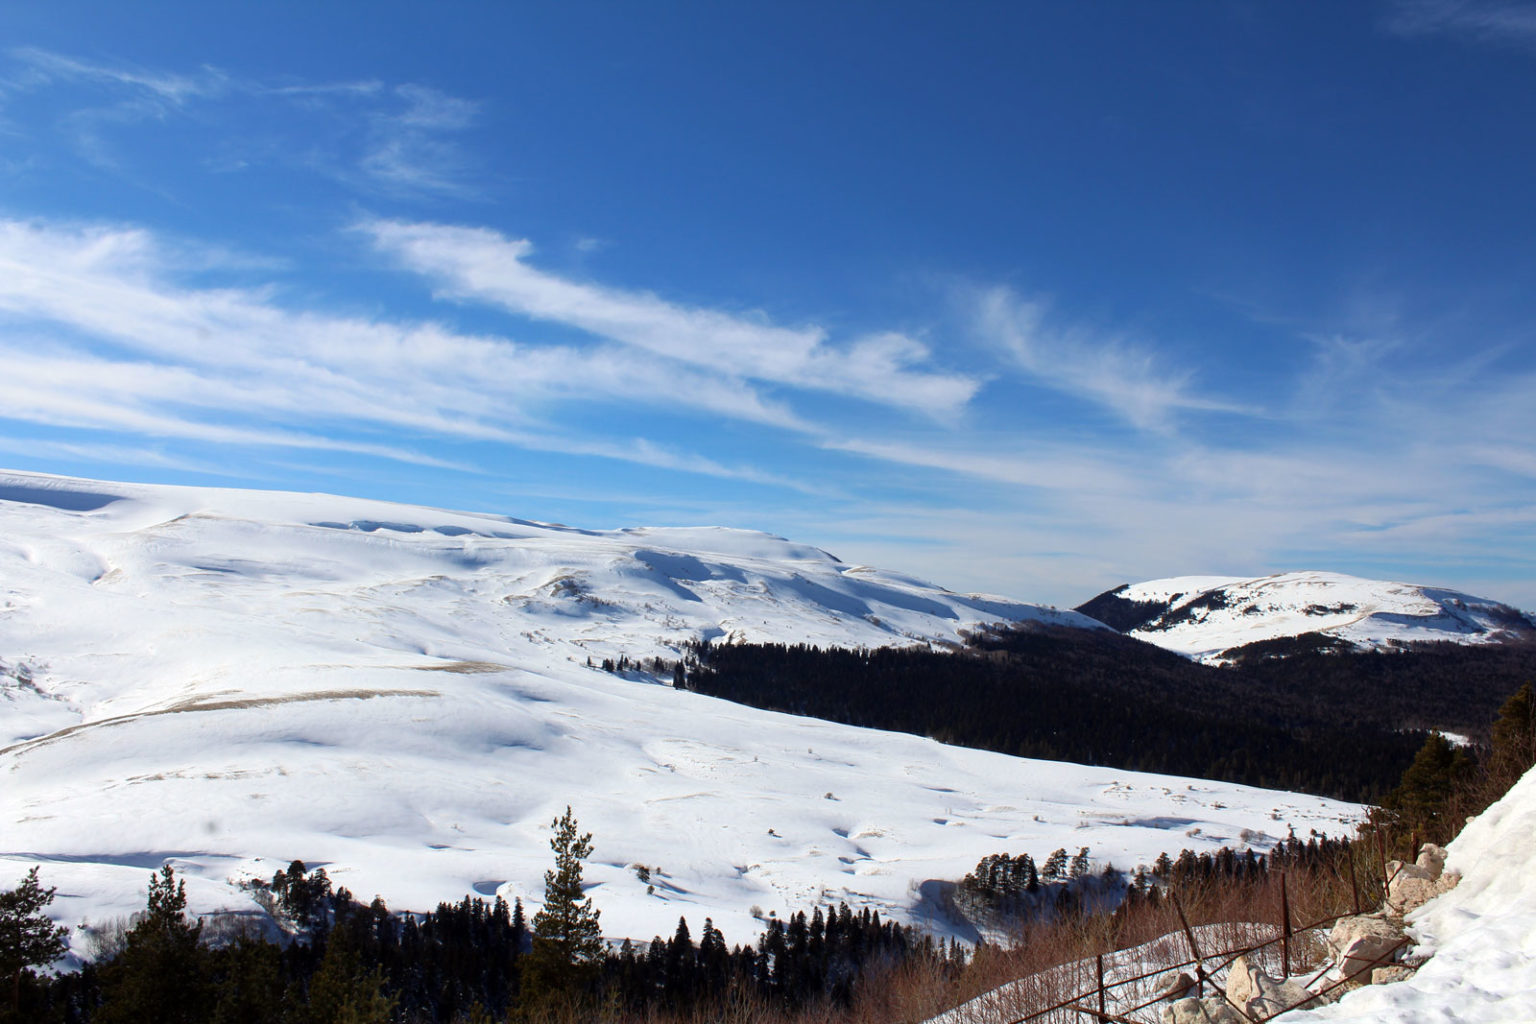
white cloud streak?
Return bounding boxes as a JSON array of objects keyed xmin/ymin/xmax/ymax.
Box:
[
  {"xmin": 0, "ymin": 217, "xmax": 811, "ymax": 482},
  {"xmin": 359, "ymin": 85, "xmax": 482, "ymax": 197},
  {"xmin": 1386, "ymin": 0, "xmax": 1536, "ymax": 47},
  {"xmin": 811, "ymin": 314, "xmax": 1536, "ymax": 609},
  {"xmin": 968, "ymin": 285, "xmax": 1253, "ymax": 431},
  {"xmin": 0, "ymin": 218, "xmax": 1531, "ymax": 612},
  {"xmin": 8, "ymin": 47, "xmax": 225, "ymax": 104},
  {"xmin": 3, "ymin": 48, "xmax": 479, "ymax": 197},
  {"xmin": 363, "ymin": 219, "xmax": 982, "ymax": 420}
]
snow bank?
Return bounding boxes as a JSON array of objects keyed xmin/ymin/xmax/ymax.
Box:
[{"xmin": 1277, "ymin": 766, "xmax": 1536, "ymax": 1023}]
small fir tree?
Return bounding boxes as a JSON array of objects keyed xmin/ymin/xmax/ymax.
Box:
[
  {"xmin": 523, "ymin": 807, "xmax": 603, "ymax": 1002},
  {"xmin": 1070, "ymin": 847, "xmax": 1091, "ymax": 878}
]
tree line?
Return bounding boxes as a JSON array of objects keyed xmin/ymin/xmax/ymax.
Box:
[
  {"xmin": 1, "ymin": 809, "xmax": 956, "ymax": 1023},
  {"xmin": 671, "ymin": 627, "xmax": 1536, "ymax": 801}
]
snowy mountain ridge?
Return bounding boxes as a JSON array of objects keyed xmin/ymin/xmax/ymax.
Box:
[
  {"xmin": 1078, "ymin": 571, "xmax": 1536, "ymax": 664},
  {"xmin": 0, "ymin": 469, "xmax": 1357, "ymax": 953}
]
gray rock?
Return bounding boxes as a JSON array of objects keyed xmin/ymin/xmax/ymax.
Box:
[
  {"xmin": 1158, "ymin": 971, "xmax": 1198, "ymax": 1002},
  {"xmin": 1226, "ymin": 953, "xmax": 1317, "ymax": 1018},
  {"xmin": 1386, "ymin": 854, "xmax": 1460, "ymax": 914},
  {"xmin": 1389, "ymin": 873, "xmax": 1457, "ymax": 914},
  {"xmin": 1385, "ymin": 857, "xmax": 1430, "ymax": 886},
  {"xmin": 1371, "ymin": 965, "xmax": 1415, "ymax": 985},
  {"xmin": 1249, "ymin": 978, "xmax": 1317, "ymax": 1017},
  {"xmin": 1415, "ymin": 843, "xmax": 1448, "ymax": 879},
  {"xmin": 1328, "ymin": 914, "xmax": 1405, "ymax": 980},
  {"xmin": 1226, "ymin": 955, "xmax": 1259, "ymax": 1010},
  {"xmin": 1161, "ymin": 996, "xmax": 1243, "ymax": 1024}
]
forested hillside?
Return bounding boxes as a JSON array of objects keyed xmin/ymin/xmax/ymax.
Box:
[{"xmin": 680, "ymin": 627, "xmax": 1536, "ymax": 802}]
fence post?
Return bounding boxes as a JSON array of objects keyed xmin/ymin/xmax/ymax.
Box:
[
  {"xmin": 1170, "ymin": 892, "xmax": 1206, "ymax": 999},
  {"xmin": 1346, "ymin": 843, "xmax": 1361, "ymax": 916},
  {"xmin": 1377, "ymin": 830, "xmax": 1391, "ymax": 905},
  {"xmin": 1280, "ymin": 872, "xmax": 1292, "ymax": 979}
]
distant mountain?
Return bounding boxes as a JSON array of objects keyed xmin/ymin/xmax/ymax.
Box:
[
  {"xmin": 0, "ymin": 470, "xmax": 1350, "ymax": 953},
  {"xmin": 1077, "ymin": 571, "xmax": 1536, "ymax": 663}
]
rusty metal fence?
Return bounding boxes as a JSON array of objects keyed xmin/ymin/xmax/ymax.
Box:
[
  {"xmin": 994, "ymin": 895, "xmax": 1407, "ymax": 1024},
  {"xmin": 969, "ymin": 837, "xmax": 1424, "ymax": 1024}
]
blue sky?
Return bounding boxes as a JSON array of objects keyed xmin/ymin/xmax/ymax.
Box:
[{"xmin": 1, "ymin": 1, "xmax": 1534, "ymax": 609}]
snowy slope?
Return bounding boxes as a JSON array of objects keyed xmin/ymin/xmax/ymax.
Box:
[
  {"xmin": 0, "ymin": 470, "xmax": 1356, "ymax": 954},
  {"xmin": 1277, "ymin": 764, "xmax": 1536, "ymax": 1024},
  {"xmin": 1079, "ymin": 571, "xmax": 1536, "ymax": 663}
]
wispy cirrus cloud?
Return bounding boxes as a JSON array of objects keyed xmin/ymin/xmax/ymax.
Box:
[
  {"xmin": 967, "ymin": 285, "xmax": 1252, "ymax": 431},
  {"xmin": 4, "ymin": 47, "xmax": 230, "ymax": 171},
  {"xmin": 363, "ymin": 219, "xmax": 982, "ymax": 420},
  {"xmin": 7, "ymin": 46, "xmax": 226, "ymax": 104},
  {"xmin": 821, "ymin": 435, "xmax": 1143, "ymax": 495},
  {"xmin": 807, "ymin": 305, "xmax": 1536, "ymax": 606},
  {"xmin": 1, "ymin": 47, "xmax": 480, "ymax": 197},
  {"xmin": 0, "ymin": 216, "xmax": 816, "ymax": 482},
  {"xmin": 358, "ymin": 85, "xmax": 482, "ymax": 198},
  {"xmin": 1384, "ymin": 0, "xmax": 1536, "ymax": 48}
]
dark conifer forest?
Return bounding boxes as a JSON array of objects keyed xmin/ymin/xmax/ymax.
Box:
[
  {"xmin": 676, "ymin": 626, "xmax": 1536, "ymax": 803},
  {"xmin": 9, "ymin": 866, "xmax": 954, "ymax": 1024}
]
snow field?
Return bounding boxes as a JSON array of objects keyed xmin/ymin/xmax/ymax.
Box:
[{"xmin": 0, "ymin": 470, "xmax": 1358, "ymax": 956}]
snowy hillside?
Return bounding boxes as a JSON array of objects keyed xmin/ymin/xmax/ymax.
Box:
[
  {"xmin": 0, "ymin": 470, "xmax": 1356, "ymax": 954},
  {"xmin": 1078, "ymin": 571, "xmax": 1536, "ymax": 663}
]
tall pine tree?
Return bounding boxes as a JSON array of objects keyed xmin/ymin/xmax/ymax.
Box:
[
  {"xmin": 522, "ymin": 807, "xmax": 603, "ymax": 1004},
  {"xmin": 98, "ymin": 865, "xmax": 213, "ymax": 1024},
  {"xmin": 0, "ymin": 867, "xmax": 68, "ymax": 1015}
]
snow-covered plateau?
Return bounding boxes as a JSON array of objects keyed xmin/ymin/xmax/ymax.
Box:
[
  {"xmin": 0, "ymin": 470, "xmax": 1357, "ymax": 956},
  {"xmin": 1085, "ymin": 571, "xmax": 1536, "ymax": 663}
]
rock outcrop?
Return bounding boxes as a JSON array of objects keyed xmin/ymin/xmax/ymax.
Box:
[
  {"xmin": 1385, "ymin": 842, "xmax": 1460, "ymax": 915},
  {"xmin": 1327, "ymin": 912, "xmax": 1406, "ymax": 981},
  {"xmin": 1161, "ymin": 995, "xmax": 1243, "ymax": 1024},
  {"xmin": 1226, "ymin": 954, "xmax": 1318, "ymax": 1017},
  {"xmin": 1370, "ymin": 965, "xmax": 1415, "ymax": 985}
]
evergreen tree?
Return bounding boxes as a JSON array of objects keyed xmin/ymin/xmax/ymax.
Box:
[
  {"xmin": 1486, "ymin": 683, "xmax": 1536, "ymax": 794},
  {"xmin": 1042, "ymin": 848, "xmax": 1069, "ymax": 880},
  {"xmin": 523, "ymin": 807, "xmax": 603, "ymax": 1003},
  {"xmin": 303, "ymin": 927, "xmax": 395, "ymax": 1024},
  {"xmin": 1069, "ymin": 847, "xmax": 1091, "ymax": 878},
  {"xmin": 0, "ymin": 867, "xmax": 69, "ymax": 1015},
  {"xmin": 1383, "ymin": 732, "xmax": 1475, "ymax": 843},
  {"xmin": 209, "ymin": 936, "xmax": 286, "ymax": 1024},
  {"xmin": 98, "ymin": 865, "xmax": 213, "ymax": 1024}
]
